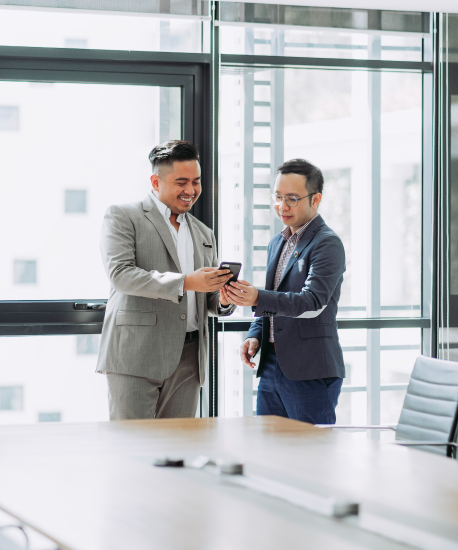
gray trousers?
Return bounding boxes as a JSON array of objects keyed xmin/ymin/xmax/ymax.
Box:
[{"xmin": 106, "ymin": 339, "xmax": 200, "ymax": 420}]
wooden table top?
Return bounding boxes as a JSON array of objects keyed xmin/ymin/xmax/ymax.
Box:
[{"xmin": 0, "ymin": 416, "xmax": 458, "ymax": 550}]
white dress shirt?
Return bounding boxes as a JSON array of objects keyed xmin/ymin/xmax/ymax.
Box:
[{"xmin": 150, "ymin": 191, "xmax": 198, "ymax": 332}]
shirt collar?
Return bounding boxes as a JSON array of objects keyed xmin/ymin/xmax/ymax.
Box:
[
  {"xmin": 281, "ymin": 214, "xmax": 318, "ymax": 242},
  {"xmin": 149, "ymin": 190, "xmax": 187, "ymax": 224}
]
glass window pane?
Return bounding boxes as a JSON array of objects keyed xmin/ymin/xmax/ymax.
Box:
[
  {"xmin": 380, "ymin": 328, "xmax": 421, "ymax": 385},
  {"xmin": 220, "ymin": 26, "xmax": 423, "ymax": 62},
  {"xmin": 0, "ymin": 81, "xmax": 181, "ymax": 300},
  {"xmin": 0, "ymin": 9, "xmax": 209, "ymax": 53},
  {"xmin": 219, "ymin": 67, "xmax": 422, "ymax": 319},
  {"xmin": 76, "ymin": 335, "xmax": 100, "ymax": 355},
  {"xmin": 380, "ymin": 73, "xmax": 422, "ymax": 316},
  {"xmin": 339, "ymin": 329, "xmax": 366, "ymax": 387},
  {"xmin": 218, "ymin": 331, "xmax": 258, "ymax": 418},
  {"xmin": 381, "ymin": 390, "xmax": 406, "ymax": 425},
  {"xmin": 439, "ymin": 328, "xmax": 458, "ymax": 361},
  {"xmin": 0, "ymin": 337, "xmax": 108, "ymax": 424},
  {"xmin": 335, "ymin": 391, "xmax": 367, "ymax": 424}
]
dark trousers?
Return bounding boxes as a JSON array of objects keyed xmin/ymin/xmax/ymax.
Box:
[{"xmin": 257, "ymin": 345, "xmax": 343, "ymax": 424}]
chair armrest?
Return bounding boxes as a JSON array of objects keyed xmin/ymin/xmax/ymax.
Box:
[{"xmin": 315, "ymin": 425, "xmax": 396, "ymax": 430}]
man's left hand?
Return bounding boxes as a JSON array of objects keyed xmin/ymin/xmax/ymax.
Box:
[
  {"xmin": 219, "ymin": 285, "xmax": 232, "ymax": 306},
  {"xmin": 225, "ymin": 279, "xmax": 259, "ymax": 307}
]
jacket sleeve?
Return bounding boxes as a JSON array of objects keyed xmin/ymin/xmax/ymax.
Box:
[
  {"xmin": 246, "ymin": 316, "xmax": 263, "ymax": 342},
  {"xmin": 254, "ymin": 234, "xmax": 345, "ymax": 318},
  {"xmin": 245, "ymin": 238, "xmax": 273, "ymax": 342},
  {"xmin": 207, "ymin": 231, "xmax": 237, "ymax": 317},
  {"xmin": 101, "ymin": 205, "xmax": 185, "ymax": 303}
]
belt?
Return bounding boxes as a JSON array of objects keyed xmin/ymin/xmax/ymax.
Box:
[{"xmin": 185, "ymin": 330, "xmax": 199, "ymax": 342}]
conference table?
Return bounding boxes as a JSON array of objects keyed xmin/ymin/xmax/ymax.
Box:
[{"xmin": 0, "ymin": 416, "xmax": 458, "ymax": 550}]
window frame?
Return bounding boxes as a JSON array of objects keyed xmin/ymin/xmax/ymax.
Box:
[
  {"xmin": 210, "ymin": 23, "xmax": 435, "ymax": 418},
  {"xmin": 445, "ymin": 62, "xmax": 458, "ymax": 327},
  {"xmin": 0, "ymin": 14, "xmax": 437, "ymax": 423},
  {"xmin": 0, "ymin": 46, "xmax": 212, "ymax": 335}
]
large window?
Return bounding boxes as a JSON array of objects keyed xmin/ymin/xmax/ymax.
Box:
[
  {"xmin": 0, "ymin": 8, "xmax": 209, "ymax": 424},
  {"xmin": 0, "ymin": 2, "xmax": 433, "ymax": 425},
  {"xmin": 216, "ymin": 22, "xmax": 431, "ymax": 423},
  {"xmin": 0, "ymin": 79, "xmax": 182, "ymax": 424},
  {"xmin": 219, "ymin": 67, "xmax": 422, "ymax": 317},
  {"xmin": 0, "ymin": 81, "xmax": 180, "ymax": 300}
]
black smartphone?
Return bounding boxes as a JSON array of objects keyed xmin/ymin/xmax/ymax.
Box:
[{"xmin": 218, "ymin": 261, "xmax": 242, "ymax": 284}]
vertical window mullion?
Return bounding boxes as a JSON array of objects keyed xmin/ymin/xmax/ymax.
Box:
[{"xmin": 367, "ymin": 37, "xmax": 382, "ymax": 427}]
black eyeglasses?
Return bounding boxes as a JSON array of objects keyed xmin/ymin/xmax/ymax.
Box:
[{"xmin": 271, "ymin": 193, "xmax": 315, "ymax": 207}]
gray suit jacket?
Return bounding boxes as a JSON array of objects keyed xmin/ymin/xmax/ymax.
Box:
[
  {"xmin": 96, "ymin": 194, "xmax": 234, "ymax": 384},
  {"xmin": 246, "ymin": 215, "xmax": 346, "ymax": 381}
]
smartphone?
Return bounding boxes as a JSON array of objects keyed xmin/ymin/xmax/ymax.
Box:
[{"xmin": 218, "ymin": 261, "xmax": 242, "ymax": 284}]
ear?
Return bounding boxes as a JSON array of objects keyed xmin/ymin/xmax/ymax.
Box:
[
  {"xmin": 313, "ymin": 193, "xmax": 322, "ymax": 209},
  {"xmin": 151, "ymin": 174, "xmax": 160, "ymax": 192}
]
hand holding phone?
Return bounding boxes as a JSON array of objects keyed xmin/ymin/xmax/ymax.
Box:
[
  {"xmin": 218, "ymin": 262, "xmax": 242, "ymax": 284},
  {"xmin": 184, "ymin": 266, "xmax": 231, "ymax": 293}
]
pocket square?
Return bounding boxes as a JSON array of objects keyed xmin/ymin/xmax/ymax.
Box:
[
  {"xmin": 298, "ymin": 259, "xmax": 305, "ymax": 273},
  {"xmin": 203, "ymin": 243, "xmax": 213, "ymax": 248}
]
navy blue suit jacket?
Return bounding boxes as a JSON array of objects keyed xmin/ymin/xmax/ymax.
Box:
[{"xmin": 246, "ymin": 215, "xmax": 346, "ymax": 381}]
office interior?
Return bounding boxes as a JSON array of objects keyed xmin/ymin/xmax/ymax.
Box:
[{"xmin": 1, "ymin": 1, "xmax": 458, "ymax": 549}]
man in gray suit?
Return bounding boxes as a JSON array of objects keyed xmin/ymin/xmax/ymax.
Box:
[
  {"xmin": 227, "ymin": 159, "xmax": 345, "ymax": 424},
  {"xmin": 96, "ymin": 140, "xmax": 236, "ymax": 420}
]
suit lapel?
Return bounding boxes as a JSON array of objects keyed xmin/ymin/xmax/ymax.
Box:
[
  {"xmin": 266, "ymin": 234, "xmax": 284, "ymax": 290},
  {"xmin": 279, "ymin": 215, "xmax": 325, "ymax": 286},
  {"xmin": 186, "ymin": 215, "xmax": 204, "ymax": 270},
  {"xmin": 186, "ymin": 214, "xmax": 205, "ymax": 316},
  {"xmin": 142, "ymin": 195, "xmax": 181, "ymax": 273}
]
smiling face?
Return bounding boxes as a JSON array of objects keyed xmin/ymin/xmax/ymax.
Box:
[
  {"xmin": 273, "ymin": 172, "xmax": 321, "ymax": 233},
  {"xmin": 150, "ymin": 160, "xmax": 201, "ymax": 215}
]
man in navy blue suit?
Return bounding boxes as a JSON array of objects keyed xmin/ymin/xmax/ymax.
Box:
[{"xmin": 225, "ymin": 159, "xmax": 345, "ymax": 424}]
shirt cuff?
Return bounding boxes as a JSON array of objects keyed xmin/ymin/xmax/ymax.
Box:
[
  {"xmin": 179, "ymin": 280, "xmax": 184, "ymax": 298},
  {"xmin": 217, "ymin": 302, "xmax": 235, "ymax": 313}
]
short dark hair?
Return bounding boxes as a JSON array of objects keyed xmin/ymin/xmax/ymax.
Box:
[
  {"xmin": 148, "ymin": 140, "xmax": 200, "ymax": 174},
  {"xmin": 277, "ymin": 159, "xmax": 324, "ymax": 202}
]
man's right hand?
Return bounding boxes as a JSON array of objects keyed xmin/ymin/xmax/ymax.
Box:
[
  {"xmin": 240, "ymin": 338, "xmax": 260, "ymax": 368},
  {"xmin": 183, "ymin": 267, "xmax": 231, "ymax": 293}
]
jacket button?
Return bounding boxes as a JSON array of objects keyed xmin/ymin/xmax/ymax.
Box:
[{"xmin": 181, "ymin": 314, "xmax": 187, "ymax": 320}]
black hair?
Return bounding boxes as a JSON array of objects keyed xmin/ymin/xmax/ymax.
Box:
[
  {"xmin": 276, "ymin": 158, "xmax": 324, "ymax": 203},
  {"xmin": 148, "ymin": 140, "xmax": 200, "ymax": 174}
]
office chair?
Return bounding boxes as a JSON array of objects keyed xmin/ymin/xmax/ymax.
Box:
[{"xmin": 317, "ymin": 355, "xmax": 458, "ymax": 458}]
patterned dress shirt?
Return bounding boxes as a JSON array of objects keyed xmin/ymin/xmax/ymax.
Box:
[{"xmin": 269, "ymin": 215, "xmax": 318, "ymax": 343}]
